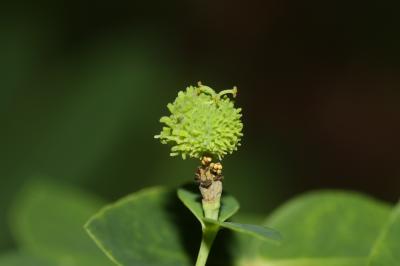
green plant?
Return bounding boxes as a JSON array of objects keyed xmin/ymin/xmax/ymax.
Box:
[
  {"xmin": 85, "ymin": 83, "xmax": 281, "ymax": 266},
  {"xmin": 152, "ymin": 82, "xmax": 280, "ymax": 265},
  {"xmin": 1, "ymin": 84, "xmax": 399, "ymax": 266},
  {"xmin": 82, "ymin": 83, "xmax": 399, "ymax": 266},
  {"xmin": 82, "ymin": 83, "xmax": 398, "ymax": 266},
  {"xmin": 1, "ymin": 180, "xmax": 399, "ymax": 265}
]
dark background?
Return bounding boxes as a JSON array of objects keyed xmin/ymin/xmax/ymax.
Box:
[{"xmin": 1, "ymin": 0, "xmax": 400, "ymax": 250}]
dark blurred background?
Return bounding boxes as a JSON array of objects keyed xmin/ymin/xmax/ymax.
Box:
[{"xmin": 1, "ymin": 0, "xmax": 400, "ymax": 250}]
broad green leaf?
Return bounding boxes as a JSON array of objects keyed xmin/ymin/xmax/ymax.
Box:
[
  {"xmin": 231, "ymin": 190, "xmax": 391, "ymax": 266},
  {"xmin": 85, "ymin": 186, "xmax": 394, "ymax": 266},
  {"xmin": 177, "ymin": 187, "xmax": 204, "ymax": 224},
  {"xmin": 236, "ymin": 257, "xmax": 368, "ymax": 266},
  {"xmin": 177, "ymin": 185, "xmax": 240, "ymax": 225},
  {"xmin": 231, "ymin": 213, "xmax": 266, "ymax": 225},
  {"xmin": 369, "ymin": 200, "xmax": 400, "ymax": 265},
  {"xmin": 258, "ymin": 191, "xmax": 392, "ymax": 259},
  {"xmin": 0, "ymin": 252, "xmax": 53, "ymax": 266},
  {"xmin": 219, "ymin": 195, "xmax": 241, "ymax": 222},
  {"xmin": 217, "ymin": 221, "xmax": 281, "ymax": 243},
  {"xmin": 85, "ymin": 187, "xmax": 198, "ymax": 266},
  {"xmin": 9, "ymin": 180, "xmax": 112, "ymax": 266}
]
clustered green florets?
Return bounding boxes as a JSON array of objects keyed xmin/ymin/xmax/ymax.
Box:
[{"xmin": 155, "ymin": 83, "xmax": 243, "ymax": 160}]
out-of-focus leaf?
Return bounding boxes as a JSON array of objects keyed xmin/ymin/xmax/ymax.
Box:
[
  {"xmin": 10, "ymin": 180, "xmax": 112, "ymax": 266},
  {"xmin": 233, "ymin": 191, "xmax": 391, "ymax": 266},
  {"xmin": 0, "ymin": 252, "xmax": 52, "ymax": 266},
  {"xmin": 236, "ymin": 257, "xmax": 368, "ymax": 266},
  {"xmin": 85, "ymin": 187, "xmax": 196, "ymax": 266},
  {"xmin": 369, "ymin": 200, "xmax": 400, "ymax": 266}
]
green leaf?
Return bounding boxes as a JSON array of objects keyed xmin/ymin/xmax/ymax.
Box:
[
  {"xmin": 219, "ymin": 194, "xmax": 241, "ymax": 222},
  {"xmin": 231, "ymin": 213, "xmax": 266, "ymax": 225},
  {"xmin": 177, "ymin": 187, "xmax": 204, "ymax": 224},
  {"xmin": 216, "ymin": 221, "xmax": 281, "ymax": 243},
  {"xmin": 369, "ymin": 200, "xmax": 400, "ymax": 265},
  {"xmin": 9, "ymin": 180, "xmax": 112, "ymax": 266},
  {"xmin": 235, "ymin": 257, "xmax": 368, "ymax": 266},
  {"xmin": 177, "ymin": 185, "xmax": 240, "ymax": 226},
  {"xmin": 85, "ymin": 187, "xmax": 198, "ymax": 266},
  {"xmin": 85, "ymin": 186, "xmax": 393, "ymax": 266},
  {"xmin": 86, "ymin": 185, "xmax": 253, "ymax": 266},
  {"xmin": 234, "ymin": 190, "xmax": 392, "ymax": 266},
  {"xmin": 0, "ymin": 252, "xmax": 53, "ymax": 266}
]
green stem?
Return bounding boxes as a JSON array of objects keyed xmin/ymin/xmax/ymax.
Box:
[
  {"xmin": 202, "ymin": 199, "xmax": 220, "ymax": 220},
  {"xmin": 195, "ymin": 226, "xmax": 219, "ymax": 266},
  {"xmin": 196, "ymin": 180, "xmax": 222, "ymax": 265}
]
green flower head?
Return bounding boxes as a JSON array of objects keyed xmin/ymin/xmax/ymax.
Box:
[{"xmin": 155, "ymin": 82, "xmax": 243, "ymax": 160}]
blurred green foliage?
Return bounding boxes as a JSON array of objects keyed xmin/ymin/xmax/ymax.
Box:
[
  {"xmin": 0, "ymin": 180, "xmax": 112, "ymax": 265},
  {"xmin": 1, "ymin": 2, "xmax": 399, "ymax": 265},
  {"xmin": 85, "ymin": 185, "xmax": 280, "ymax": 266},
  {"xmin": 9, "ymin": 180, "xmax": 111, "ymax": 265},
  {"xmin": 369, "ymin": 203, "xmax": 400, "ymax": 265},
  {"xmin": 1, "ymin": 174, "xmax": 399, "ymax": 265},
  {"xmin": 0, "ymin": 8, "xmax": 291, "ymax": 251},
  {"xmin": 0, "ymin": 21, "xmax": 188, "ymax": 248},
  {"xmin": 0, "ymin": 252, "xmax": 53, "ymax": 266}
]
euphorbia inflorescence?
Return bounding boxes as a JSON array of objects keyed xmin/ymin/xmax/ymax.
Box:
[
  {"xmin": 155, "ymin": 82, "xmax": 243, "ymax": 160},
  {"xmin": 155, "ymin": 82, "xmax": 243, "ymax": 221}
]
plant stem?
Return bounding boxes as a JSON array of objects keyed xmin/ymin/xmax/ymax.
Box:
[
  {"xmin": 195, "ymin": 226, "xmax": 219, "ymax": 266},
  {"xmin": 202, "ymin": 199, "xmax": 220, "ymax": 220},
  {"xmin": 196, "ymin": 159, "xmax": 223, "ymax": 265},
  {"xmin": 196, "ymin": 195, "xmax": 221, "ymax": 266},
  {"xmin": 199, "ymin": 180, "xmax": 222, "ymax": 220}
]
